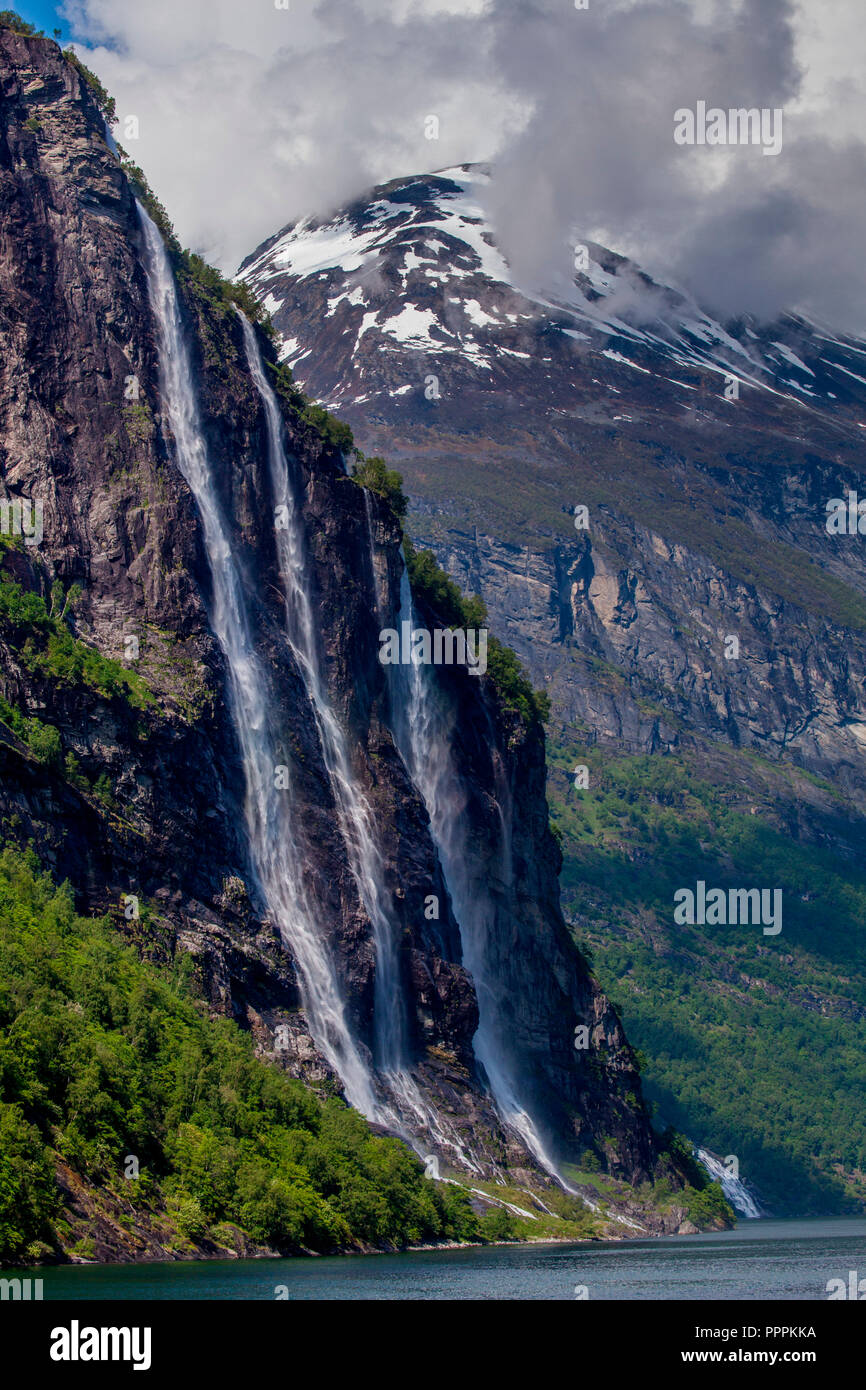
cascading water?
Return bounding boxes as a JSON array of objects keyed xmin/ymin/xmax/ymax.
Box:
[
  {"xmin": 136, "ymin": 203, "xmax": 377, "ymax": 1119},
  {"xmin": 239, "ymin": 315, "xmax": 471, "ymax": 1163},
  {"xmin": 696, "ymin": 1148, "xmax": 762, "ymax": 1218},
  {"xmin": 239, "ymin": 314, "xmax": 405, "ymax": 1078},
  {"xmin": 389, "ymin": 564, "xmax": 565, "ymax": 1181},
  {"xmin": 384, "ymin": 588, "xmax": 650, "ymax": 1220}
]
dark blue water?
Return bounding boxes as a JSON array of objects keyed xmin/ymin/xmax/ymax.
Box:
[{"xmin": 19, "ymin": 1217, "xmax": 866, "ymax": 1299}]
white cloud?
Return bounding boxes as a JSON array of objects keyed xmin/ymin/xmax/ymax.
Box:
[{"xmin": 63, "ymin": 0, "xmax": 866, "ymax": 331}]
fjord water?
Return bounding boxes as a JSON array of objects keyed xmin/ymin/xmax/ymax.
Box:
[
  {"xmin": 137, "ymin": 206, "xmax": 377, "ymax": 1118},
  {"xmin": 28, "ymin": 1218, "xmax": 865, "ymax": 1300}
]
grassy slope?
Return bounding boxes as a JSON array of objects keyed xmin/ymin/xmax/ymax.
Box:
[{"xmin": 547, "ymin": 737, "xmax": 866, "ymax": 1214}]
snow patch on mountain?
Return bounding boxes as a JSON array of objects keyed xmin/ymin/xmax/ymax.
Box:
[{"xmin": 238, "ymin": 164, "xmax": 866, "ymax": 423}]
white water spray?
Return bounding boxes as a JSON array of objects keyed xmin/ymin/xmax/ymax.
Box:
[
  {"xmin": 696, "ymin": 1148, "xmax": 762, "ymax": 1218},
  {"xmin": 390, "ymin": 564, "xmax": 565, "ymax": 1180},
  {"xmin": 137, "ymin": 204, "xmax": 377, "ymax": 1117},
  {"xmin": 240, "ymin": 316, "xmax": 473, "ymax": 1163},
  {"xmin": 239, "ymin": 313, "xmax": 405, "ymax": 1077}
]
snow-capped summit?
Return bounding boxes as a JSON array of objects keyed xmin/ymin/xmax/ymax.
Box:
[{"xmin": 238, "ymin": 163, "xmax": 866, "ymax": 428}]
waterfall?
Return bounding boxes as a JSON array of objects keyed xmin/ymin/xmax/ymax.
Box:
[
  {"xmin": 136, "ymin": 204, "xmax": 378, "ymax": 1119},
  {"xmin": 239, "ymin": 315, "xmax": 411, "ymax": 1073},
  {"xmin": 239, "ymin": 314, "xmax": 406, "ymax": 1077},
  {"xmin": 696, "ymin": 1147, "xmax": 763, "ymax": 1218},
  {"xmin": 239, "ymin": 315, "xmax": 474, "ymax": 1164},
  {"xmin": 389, "ymin": 564, "xmax": 565, "ymax": 1181}
]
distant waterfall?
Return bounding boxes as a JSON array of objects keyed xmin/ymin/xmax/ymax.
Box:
[
  {"xmin": 389, "ymin": 564, "xmax": 565, "ymax": 1181},
  {"xmin": 137, "ymin": 204, "xmax": 378, "ymax": 1118},
  {"xmin": 696, "ymin": 1148, "xmax": 762, "ymax": 1219}
]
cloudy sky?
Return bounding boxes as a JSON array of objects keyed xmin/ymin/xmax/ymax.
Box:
[{"xmin": 22, "ymin": 0, "xmax": 866, "ymax": 331}]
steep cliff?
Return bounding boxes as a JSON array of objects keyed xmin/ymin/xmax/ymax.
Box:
[{"xmin": 0, "ymin": 26, "xmax": 674, "ymax": 1237}]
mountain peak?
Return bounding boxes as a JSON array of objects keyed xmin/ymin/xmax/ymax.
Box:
[{"xmin": 239, "ymin": 167, "xmax": 866, "ymax": 432}]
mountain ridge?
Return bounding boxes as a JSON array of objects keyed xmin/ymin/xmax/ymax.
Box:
[{"xmin": 240, "ymin": 162, "xmax": 866, "ymax": 1214}]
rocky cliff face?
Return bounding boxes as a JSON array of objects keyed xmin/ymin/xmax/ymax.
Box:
[
  {"xmin": 0, "ymin": 32, "xmax": 658, "ymax": 1197},
  {"xmin": 240, "ymin": 164, "xmax": 866, "ymax": 1211}
]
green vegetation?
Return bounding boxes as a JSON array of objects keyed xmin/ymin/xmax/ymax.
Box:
[
  {"xmin": 478, "ymin": 1205, "xmax": 515, "ymax": 1241},
  {"xmin": 404, "ymin": 537, "xmax": 550, "ymax": 725},
  {"xmin": 121, "ymin": 400, "xmax": 153, "ymax": 446},
  {"xmin": 0, "ymin": 844, "xmax": 481, "ymax": 1264},
  {"xmin": 0, "ymin": 696, "xmax": 61, "ymax": 766},
  {"xmin": 352, "ymin": 451, "xmax": 406, "ymax": 516},
  {"xmin": 547, "ymin": 737, "xmax": 866, "ymax": 1213},
  {"xmin": 116, "ymin": 148, "xmax": 271, "ymax": 332},
  {"xmin": 117, "ymin": 148, "xmax": 179, "ymax": 254},
  {"xmin": 0, "ymin": 574, "xmax": 153, "ymax": 710},
  {"xmin": 0, "ymin": 10, "xmax": 42, "ymax": 37},
  {"xmin": 177, "ymin": 249, "xmax": 272, "ymax": 330},
  {"xmin": 63, "ymin": 51, "xmax": 116, "ymax": 127},
  {"xmin": 117, "ymin": 140, "xmax": 361, "ymax": 457},
  {"xmin": 265, "ymin": 359, "xmax": 356, "ymax": 451},
  {"xmin": 463, "ymin": 1177, "xmax": 599, "ymax": 1241}
]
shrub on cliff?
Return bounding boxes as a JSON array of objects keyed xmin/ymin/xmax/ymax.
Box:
[
  {"xmin": 404, "ymin": 537, "xmax": 550, "ymax": 726},
  {"xmin": 0, "ymin": 11, "xmax": 42, "ymax": 37},
  {"xmin": 351, "ymin": 452, "xmax": 406, "ymax": 517},
  {"xmin": 0, "ymin": 573, "xmax": 152, "ymax": 710},
  {"xmin": 64, "ymin": 50, "xmax": 116, "ymax": 126},
  {"xmin": 301, "ymin": 403, "xmax": 354, "ymax": 454}
]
